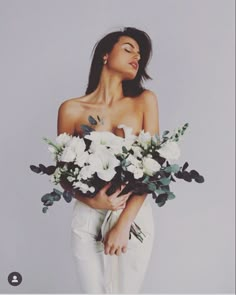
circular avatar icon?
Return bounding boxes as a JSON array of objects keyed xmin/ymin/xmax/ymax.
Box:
[{"xmin": 8, "ymin": 272, "xmax": 22, "ymax": 286}]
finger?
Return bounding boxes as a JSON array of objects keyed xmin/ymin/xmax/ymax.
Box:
[
  {"xmin": 115, "ymin": 192, "xmax": 129, "ymax": 202},
  {"xmin": 104, "ymin": 244, "xmax": 111, "ymax": 255},
  {"xmin": 109, "ymin": 245, "xmax": 117, "ymax": 255},
  {"xmin": 102, "ymin": 182, "xmax": 112, "ymax": 192},
  {"xmin": 115, "ymin": 247, "xmax": 122, "ymax": 256},
  {"xmin": 115, "ymin": 204, "xmax": 126, "ymax": 210},
  {"xmin": 110, "ymin": 184, "xmax": 126, "ymax": 200},
  {"xmin": 121, "ymin": 246, "xmax": 127, "ymax": 254}
]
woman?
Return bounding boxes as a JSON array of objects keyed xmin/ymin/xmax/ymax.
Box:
[{"xmin": 57, "ymin": 27, "xmax": 160, "ymax": 293}]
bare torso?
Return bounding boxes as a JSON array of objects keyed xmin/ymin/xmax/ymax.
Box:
[{"xmin": 65, "ymin": 91, "xmax": 148, "ymax": 138}]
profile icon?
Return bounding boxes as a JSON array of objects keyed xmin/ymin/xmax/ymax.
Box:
[{"xmin": 8, "ymin": 272, "xmax": 22, "ymax": 286}]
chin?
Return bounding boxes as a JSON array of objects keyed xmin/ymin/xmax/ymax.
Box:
[{"xmin": 122, "ymin": 72, "xmax": 137, "ymax": 80}]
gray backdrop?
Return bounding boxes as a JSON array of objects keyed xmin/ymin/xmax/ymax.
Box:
[{"xmin": 0, "ymin": 0, "xmax": 235, "ymax": 293}]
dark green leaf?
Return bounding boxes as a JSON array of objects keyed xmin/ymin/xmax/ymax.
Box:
[
  {"xmin": 162, "ymin": 130, "xmax": 169, "ymax": 137},
  {"xmin": 182, "ymin": 171, "xmax": 192, "ymax": 182},
  {"xmin": 195, "ymin": 175, "xmax": 205, "ymax": 183},
  {"xmin": 42, "ymin": 207, "xmax": 48, "ymax": 213},
  {"xmin": 156, "ymin": 193, "xmax": 168, "ymax": 202},
  {"xmin": 45, "ymin": 165, "xmax": 56, "ymax": 175},
  {"xmin": 156, "ymin": 201, "xmax": 166, "ymax": 207},
  {"xmin": 190, "ymin": 169, "xmax": 200, "ymax": 178},
  {"xmin": 53, "ymin": 194, "xmax": 61, "ymax": 201},
  {"xmin": 164, "ymin": 164, "xmax": 180, "ymax": 173},
  {"xmin": 174, "ymin": 171, "xmax": 183, "ymax": 179},
  {"xmin": 170, "ymin": 175, "xmax": 176, "ymax": 182},
  {"xmin": 148, "ymin": 183, "xmax": 156, "ymax": 191},
  {"xmin": 81, "ymin": 124, "xmax": 95, "ymax": 135},
  {"xmin": 122, "ymin": 146, "xmax": 128, "ymax": 153},
  {"xmin": 167, "ymin": 191, "xmax": 176, "ymax": 200},
  {"xmin": 182, "ymin": 162, "xmax": 189, "ymax": 171},
  {"xmin": 88, "ymin": 115, "xmax": 97, "ymax": 125},
  {"xmin": 63, "ymin": 190, "xmax": 73, "ymax": 203},
  {"xmin": 45, "ymin": 200, "xmax": 53, "ymax": 206},
  {"xmin": 41, "ymin": 193, "xmax": 52, "ymax": 202},
  {"xmin": 53, "ymin": 188, "xmax": 63, "ymax": 196},
  {"xmin": 30, "ymin": 164, "xmax": 41, "ymax": 174},
  {"xmin": 159, "ymin": 177, "xmax": 171, "ymax": 185}
]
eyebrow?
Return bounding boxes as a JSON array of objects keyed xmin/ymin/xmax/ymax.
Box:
[{"xmin": 122, "ymin": 42, "xmax": 140, "ymax": 54}]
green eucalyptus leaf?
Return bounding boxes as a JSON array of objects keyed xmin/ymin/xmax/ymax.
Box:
[
  {"xmin": 122, "ymin": 146, "xmax": 128, "ymax": 153},
  {"xmin": 159, "ymin": 177, "xmax": 171, "ymax": 185},
  {"xmin": 45, "ymin": 200, "xmax": 53, "ymax": 206},
  {"xmin": 164, "ymin": 164, "xmax": 180, "ymax": 173},
  {"xmin": 30, "ymin": 165, "xmax": 41, "ymax": 174},
  {"xmin": 142, "ymin": 176, "xmax": 150, "ymax": 183},
  {"xmin": 53, "ymin": 188, "xmax": 63, "ymax": 196},
  {"xmin": 148, "ymin": 183, "xmax": 156, "ymax": 191},
  {"xmin": 182, "ymin": 162, "xmax": 189, "ymax": 171},
  {"xmin": 155, "ymin": 189, "xmax": 166, "ymax": 194},
  {"xmin": 41, "ymin": 194, "xmax": 52, "ymax": 202},
  {"xmin": 162, "ymin": 130, "xmax": 169, "ymax": 137},
  {"xmin": 167, "ymin": 191, "xmax": 176, "ymax": 200},
  {"xmin": 42, "ymin": 207, "xmax": 48, "ymax": 213},
  {"xmin": 81, "ymin": 124, "xmax": 95, "ymax": 135},
  {"xmin": 195, "ymin": 175, "xmax": 205, "ymax": 183},
  {"xmin": 88, "ymin": 115, "xmax": 97, "ymax": 125},
  {"xmin": 53, "ymin": 194, "xmax": 61, "ymax": 201}
]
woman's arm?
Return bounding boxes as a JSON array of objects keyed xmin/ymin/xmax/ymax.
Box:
[
  {"xmin": 103, "ymin": 90, "xmax": 160, "ymax": 255},
  {"xmin": 57, "ymin": 101, "xmax": 96, "ymax": 208}
]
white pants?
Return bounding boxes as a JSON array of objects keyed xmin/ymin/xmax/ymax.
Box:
[{"xmin": 70, "ymin": 196, "xmax": 155, "ymax": 293}]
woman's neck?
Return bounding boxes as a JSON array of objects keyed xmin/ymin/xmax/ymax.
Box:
[{"xmin": 91, "ymin": 67, "xmax": 125, "ymax": 106}]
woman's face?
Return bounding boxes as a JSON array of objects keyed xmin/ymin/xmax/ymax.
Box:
[{"xmin": 104, "ymin": 36, "xmax": 141, "ymax": 80}]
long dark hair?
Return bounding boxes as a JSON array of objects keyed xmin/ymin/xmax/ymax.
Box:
[{"xmin": 85, "ymin": 27, "xmax": 153, "ymax": 97}]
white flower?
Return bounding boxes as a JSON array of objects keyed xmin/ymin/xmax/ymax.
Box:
[
  {"xmin": 56, "ymin": 133, "xmax": 72, "ymax": 146},
  {"xmin": 60, "ymin": 137, "xmax": 86, "ymax": 163},
  {"xmin": 89, "ymin": 186, "xmax": 95, "ymax": 193},
  {"xmin": 75, "ymin": 151, "xmax": 90, "ymax": 167},
  {"xmin": 67, "ymin": 176, "xmax": 75, "ymax": 182},
  {"xmin": 158, "ymin": 141, "xmax": 181, "ymax": 163},
  {"xmin": 67, "ymin": 137, "xmax": 86, "ymax": 156},
  {"xmin": 131, "ymin": 146, "xmax": 143, "ymax": 158},
  {"xmin": 127, "ymin": 164, "xmax": 144, "ymax": 179},
  {"xmin": 117, "ymin": 124, "xmax": 137, "ymax": 142},
  {"xmin": 138, "ymin": 130, "xmax": 152, "ymax": 149},
  {"xmin": 60, "ymin": 146, "xmax": 76, "ymax": 162},
  {"xmin": 142, "ymin": 157, "xmax": 161, "ymax": 176},
  {"xmin": 50, "ymin": 167, "xmax": 63, "ymax": 184},
  {"xmin": 85, "ymin": 131, "xmax": 123, "ymax": 152},
  {"xmin": 88, "ymin": 150, "xmax": 120, "ymax": 181},
  {"xmin": 126, "ymin": 154, "xmax": 141, "ymax": 166},
  {"xmin": 79, "ymin": 165, "xmax": 95, "ymax": 180},
  {"xmin": 73, "ymin": 181, "xmax": 90, "ymax": 193}
]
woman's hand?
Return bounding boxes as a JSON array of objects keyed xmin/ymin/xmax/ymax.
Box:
[
  {"xmin": 103, "ymin": 223, "xmax": 131, "ymax": 256},
  {"xmin": 60, "ymin": 178, "xmax": 132, "ymax": 211},
  {"xmin": 91, "ymin": 183, "xmax": 132, "ymax": 211}
]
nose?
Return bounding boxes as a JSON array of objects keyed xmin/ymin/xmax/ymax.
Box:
[{"xmin": 133, "ymin": 52, "xmax": 140, "ymax": 61}]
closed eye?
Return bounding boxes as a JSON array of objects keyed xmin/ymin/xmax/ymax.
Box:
[{"xmin": 124, "ymin": 49, "xmax": 131, "ymax": 53}]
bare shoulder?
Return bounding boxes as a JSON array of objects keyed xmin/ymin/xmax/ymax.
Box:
[
  {"xmin": 136, "ymin": 89, "xmax": 159, "ymax": 109},
  {"xmin": 58, "ymin": 95, "xmax": 88, "ymax": 116},
  {"xmin": 139, "ymin": 89, "xmax": 158, "ymax": 101}
]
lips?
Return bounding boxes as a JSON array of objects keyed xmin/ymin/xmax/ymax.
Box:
[{"xmin": 129, "ymin": 61, "xmax": 138, "ymax": 70}]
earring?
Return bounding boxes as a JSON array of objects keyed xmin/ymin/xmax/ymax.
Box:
[{"xmin": 103, "ymin": 59, "xmax": 107, "ymax": 65}]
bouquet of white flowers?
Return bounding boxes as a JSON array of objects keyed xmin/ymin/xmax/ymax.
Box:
[{"xmin": 30, "ymin": 115, "xmax": 204, "ymax": 242}]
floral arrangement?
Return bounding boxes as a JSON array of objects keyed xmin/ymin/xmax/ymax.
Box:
[{"xmin": 30, "ymin": 115, "xmax": 204, "ymax": 242}]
